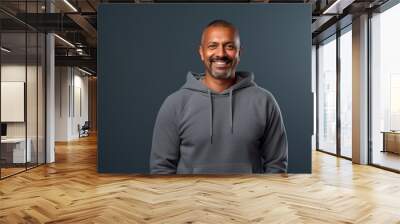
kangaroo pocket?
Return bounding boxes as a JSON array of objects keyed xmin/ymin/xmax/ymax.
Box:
[{"xmin": 192, "ymin": 163, "xmax": 253, "ymax": 174}]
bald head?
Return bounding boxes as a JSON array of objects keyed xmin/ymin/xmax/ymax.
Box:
[{"xmin": 200, "ymin": 19, "xmax": 240, "ymax": 47}]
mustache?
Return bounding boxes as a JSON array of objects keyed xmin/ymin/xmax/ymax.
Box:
[{"xmin": 209, "ymin": 56, "xmax": 232, "ymax": 63}]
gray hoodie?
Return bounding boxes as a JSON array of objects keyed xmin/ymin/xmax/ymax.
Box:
[{"xmin": 150, "ymin": 71, "xmax": 288, "ymax": 174}]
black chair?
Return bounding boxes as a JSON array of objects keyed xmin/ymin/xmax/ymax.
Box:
[{"xmin": 78, "ymin": 121, "xmax": 90, "ymax": 138}]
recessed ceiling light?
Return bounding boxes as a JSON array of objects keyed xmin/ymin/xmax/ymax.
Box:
[
  {"xmin": 322, "ymin": 0, "xmax": 354, "ymax": 15},
  {"xmin": 54, "ymin": 34, "xmax": 75, "ymax": 48},
  {"xmin": 63, "ymin": 0, "xmax": 78, "ymax": 12},
  {"xmin": 1, "ymin": 47, "xmax": 11, "ymax": 53},
  {"xmin": 78, "ymin": 67, "xmax": 93, "ymax": 76}
]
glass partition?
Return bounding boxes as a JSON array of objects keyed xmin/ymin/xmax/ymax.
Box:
[
  {"xmin": 339, "ymin": 27, "xmax": 352, "ymax": 158},
  {"xmin": 0, "ymin": 1, "xmax": 46, "ymax": 179},
  {"xmin": 371, "ymin": 3, "xmax": 400, "ymax": 171},
  {"xmin": 27, "ymin": 30, "xmax": 38, "ymax": 169},
  {"xmin": 1, "ymin": 31, "xmax": 28, "ymax": 177},
  {"xmin": 317, "ymin": 35, "xmax": 337, "ymax": 155},
  {"xmin": 38, "ymin": 32, "xmax": 45, "ymax": 165}
]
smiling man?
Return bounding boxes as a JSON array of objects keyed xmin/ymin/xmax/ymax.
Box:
[{"xmin": 150, "ymin": 19, "xmax": 288, "ymax": 174}]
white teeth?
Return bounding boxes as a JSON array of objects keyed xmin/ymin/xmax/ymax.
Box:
[{"xmin": 215, "ymin": 61, "xmax": 226, "ymax": 65}]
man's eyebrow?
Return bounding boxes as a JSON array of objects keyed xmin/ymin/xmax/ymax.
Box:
[
  {"xmin": 207, "ymin": 41, "xmax": 235, "ymax": 45},
  {"xmin": 224, "ymin": 41, "xmax": 236, "ymax": 45}
]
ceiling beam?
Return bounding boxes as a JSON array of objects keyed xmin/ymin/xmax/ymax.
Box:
[
  {"xmin": 67, "ymin": 13, "xmax": 97, "ymax": 47},
  {"xmin": 55, "ymin": 55, "xmax": 96, "ymax": 72},
  {"xmin": 322, "ymin": 0, "xmax": 355, "ymax": 14}
]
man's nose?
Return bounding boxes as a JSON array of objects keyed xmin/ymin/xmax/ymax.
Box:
[{"xmin": 215, "ymin": 46, "xmax": 226, "ymax": 57}]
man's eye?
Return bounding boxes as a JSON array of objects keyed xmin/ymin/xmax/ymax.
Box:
[
  {"xmin": 226, "ymin": 45, "xmax": 235, "ymax": 50},
  {"xmin": 208, "ymin": 45, "xmax": 217, "ymax": 49}
]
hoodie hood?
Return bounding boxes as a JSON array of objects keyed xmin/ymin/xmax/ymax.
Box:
[
  {"xmin": 181, "ymin": 71, "xmax": 256, "ymax": 143},
  {"xmin": 182, "ymin": 71, "xmax": 256, "ymax": 94}
]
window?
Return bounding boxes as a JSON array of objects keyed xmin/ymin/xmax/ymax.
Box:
[
  {"xmin": 371, "ymin": 2, "xmax": 400, "ymax": 171},
  {"xmin": 339, "ymin": 27, "xmax": 352, "ymax": 158},
  {"xmin": 318, "ymin": 35, "xmax": 337, "ymax": 154}
]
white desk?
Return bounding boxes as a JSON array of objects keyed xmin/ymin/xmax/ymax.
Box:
[{"xmin": 1, "ymin": 138, "xmax": 32, "ymax": 163}]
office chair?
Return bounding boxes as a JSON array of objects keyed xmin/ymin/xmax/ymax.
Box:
[{"xmin": 79, "ymin": 121, "xmax": 90, "ymax": 138}]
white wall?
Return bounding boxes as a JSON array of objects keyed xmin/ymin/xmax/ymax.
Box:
[
  {"xmin": 55, "ymin": 66, "xmax": 89, "ymax": 141},
  {"xmin": 72, "ymin": 72, "xmax": 89, "ymax": 138},
  {"xmin": 1, "ymin": 63, "xmax": 46, "ymax": 164},
  {"xmin": 55, "ymin": 66, "xmax": 70, "ymax": 141},
  {"xmin": 1, "ymin": 65, "xmax": 27, "ymax": 141},
  {"xmin": 1, "ymin": 64, "xmax": 40, "ymax": 137}
]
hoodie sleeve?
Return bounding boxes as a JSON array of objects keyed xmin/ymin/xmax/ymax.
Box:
[
  {"xmin": 260, "ymin": 94, "xmax": 288, "ymax": 173},
  {"xmin": 150, "ymin": 96, "xmax": 180, "ymax": 174}
]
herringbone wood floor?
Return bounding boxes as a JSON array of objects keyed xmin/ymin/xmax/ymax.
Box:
[{"xmin": 1, "ymin": 134, "xmax": 400, "ymax": 224}]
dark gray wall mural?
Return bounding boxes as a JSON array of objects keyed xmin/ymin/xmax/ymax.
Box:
[{"xmin": 98, "ymin": 3, "xmax": 312, "ymax": 173}]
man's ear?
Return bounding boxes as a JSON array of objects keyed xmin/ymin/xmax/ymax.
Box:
[{"xmin": 198, "ymin": 45, "xmax": 204, "ymax": 61}]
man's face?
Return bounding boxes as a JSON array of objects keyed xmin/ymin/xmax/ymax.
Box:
[{"xmin": 199, "ymin": 26, "xmax": 240, "ymax": 80}]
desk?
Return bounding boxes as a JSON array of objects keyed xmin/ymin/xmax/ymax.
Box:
[
  {"xmin": 1, "ymin": 138, "xmax": 32, "ymax": 163},
  {"xmin": 381, "ymin": 131, "xmax": 400, "ymax": 154}
]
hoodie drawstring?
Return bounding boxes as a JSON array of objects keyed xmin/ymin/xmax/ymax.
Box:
[
  {"xmin": 185, "ymin": 72, "xmax": 254, "ymax": 145},
  {"xmin": 208, "ymin": 89, "xmax": 234, "ymax": 144},
  {"xmin": 229, "ymin": 88, "xmax": 233, "ymax": 133},
  {"xmin": 208, "ymin": 89, "xmax": 213, "ymax": 144}
]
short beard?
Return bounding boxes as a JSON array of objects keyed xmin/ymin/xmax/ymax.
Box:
[
  {"xmin": 208, "ymin": 56, "xmax": 235, "ymax": 80},
  {"xmin": 209, "ymin": 69, "xmax": 234, "ymax": 80}
]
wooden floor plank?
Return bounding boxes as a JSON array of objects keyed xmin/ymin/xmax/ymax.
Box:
[{"xmin": 0, "ymin": 134, "xmax": 400, "ymax": 223}]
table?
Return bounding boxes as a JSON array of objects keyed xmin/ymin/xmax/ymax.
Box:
[
  {"xmin": 1, "ymin": 138, "xmax": 32, "ymax": 163},
  {"xmin": 381, "ymin": 131, "xmax": 400, "ymax": 154}
]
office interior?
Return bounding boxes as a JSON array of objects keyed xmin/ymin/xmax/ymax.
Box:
[
  {"xmin": 0, "ymin": 0, "xmax": 97, "ymax": 179},
  {"xmin": 0, "ymin": 0, "xmax": 400, "ymax": 222}
]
